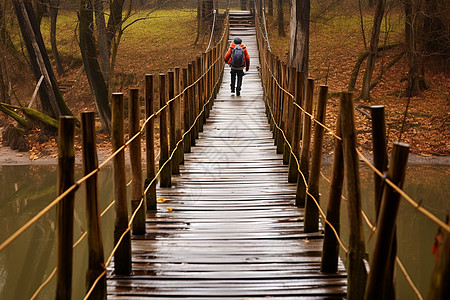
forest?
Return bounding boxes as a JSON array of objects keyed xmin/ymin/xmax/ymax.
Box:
[{"xmin": 0, "ymin": 0, "xmax": 448, "ymax": 159}]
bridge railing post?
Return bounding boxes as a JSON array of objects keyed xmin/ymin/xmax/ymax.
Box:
[
  {"xmin": 56, "ymin": 116, "xmax": 76, "ymax": 300},
  {"xmin": 188, "ymin": 63, "xmax": 196, "ymax": 147},
  {"xmin": 295, "ymin": 78, "xmax": 314, "ymax": 207},
  {"xmin": 196, "ymin": 55, "xmax": 204, "ymax": 133},
  {"xmin": 364, "ymin": 142, "xmax": 410, "ymax": 300},
  {"xmin": 182, "ymin": 67, "xmax": 191, "ymax": 155},
  {"xmin": 174, "ymin": 67, "xmax": 183, "ymax": 172},
  {"xmin": 275, "ymin": 58, "xmax": 284, "ymax": 154},
  {"xmin": 288, "ymin": 71, "xmax": 304, "ymax": 183},
  {"xmin": 281, "ymin": 63, "xmax": 289, "ymax": 164},
  {"xmin": 81, "ymin": 111, "xmax": 106, "ymax": 298},
  {"xmin": 340, "ymin": 92, "xmax": 367, "ymax": 300},
  {"xmin": 111, "ymin": 92, "xmax": 132, "ymax": 275},
  {"xmin": 145, "ymin": 75, "xmax": 157, "ymax": 211},
  {"xmin": 168, "ymin": 71, "xmax": 178, "ymax": 176},
  {"xmin": 283, "ymin": 66, "xmax": 296, "ymax": 166},
  {"xmin": 304, "ymin": 85, "xmax": 328, "ymax": 233},
  {"xmin": 129, "ymin": 88, "xmax": 145, "ymax": 235},
  {"xmin": 321, "ymin": 96, "xmax": 344, "ymax": 274},
  {"xmin": 159, "ymin": 74, "xmax": 172, "ymax": 187}
]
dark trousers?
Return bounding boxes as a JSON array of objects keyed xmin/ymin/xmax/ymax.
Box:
[{"xmin": 230, "ymin": 69, "xmax": 244, "ymax": 92}]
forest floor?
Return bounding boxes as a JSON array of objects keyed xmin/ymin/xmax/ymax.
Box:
[{"xmin": 0, "ymin": 8, "xmax": 448, "ymax": 164}]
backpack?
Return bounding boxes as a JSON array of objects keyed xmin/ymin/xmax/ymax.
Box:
[{"xmin": 231, "ymin": 45, "xmax": 245, "ymax": 68}]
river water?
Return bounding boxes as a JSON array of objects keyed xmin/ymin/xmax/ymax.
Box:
[{"xmin": 0, "ymin": 163, "xmax": 448, "ymax": 299}]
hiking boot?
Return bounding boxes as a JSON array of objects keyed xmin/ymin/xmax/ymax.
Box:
[
  {"xmin": 236, "ymin": 90, "xmax": 241, "ymax": 96},
  {"xmin": 231, "ymin": 88, "xmax": 235, "ymax": 93}
]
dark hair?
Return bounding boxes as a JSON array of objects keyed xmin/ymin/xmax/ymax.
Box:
[{"xmin": 233, "ymin": 37, "xmax": 242, "ymax": 44}]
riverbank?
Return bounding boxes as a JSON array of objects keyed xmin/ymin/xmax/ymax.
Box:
[{"xmin": 1, "ymin": 144, "xmax": 449, "ymax": 166}]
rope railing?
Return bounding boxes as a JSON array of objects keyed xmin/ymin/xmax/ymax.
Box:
[
  {"xmin": 252, "ymin": 3, "xmax": 445, "ymax": 298},
  {"xmin": 254, "ymin": 13, "xmax": 447, "ymax": 234},
  {"xmin": 1, "ymin": 10, "xmax": 231, "ymax": 299}
]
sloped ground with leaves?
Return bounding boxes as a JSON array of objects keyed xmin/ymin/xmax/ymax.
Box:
[
  {"xmin": 0, "ymin": 9, "xmax": 217, "ymax": 162},
  {"xmin": 267, "ymin": 7, "xmax": 449, "ymax": 157}
]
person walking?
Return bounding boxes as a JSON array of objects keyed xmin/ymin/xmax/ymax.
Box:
[{"xmin": 224, "ymin": 37, "xmax": 250, "ymax": 96}]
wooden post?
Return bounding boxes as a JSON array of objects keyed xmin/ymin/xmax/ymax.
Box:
[
  {"xmin": 304, "ymin": 85, "xmax": 328, "ymax": 233},
  {"xmin": 295, "ymin": 78, "xmax": 314, "ymax": 207},
  {"xmin": 188, "ymin": 63, "xmax": 196, "ymax": 146},
  {"xmin": 81, "ymin": 112, "xmax": 106, "ymax": 299},
  {"xmin": 111, "ymin": 93, "xmax": 131, "ymax": 275},
  {"xmin": 370, "ymin": 105, "xmax": 388, "ymax": 218},
  {"xmin": 159, "ymin": 74, "xmax": 171, "ymax": 187},
  {"xmin": 321, "ymin": 109, "xmax": 344, "ymax": 273},
  {"xmin": 427, "ymin": 218, "xmax": 450, "ymax": 299},
  {"xmin": 129, "ymin": 88, "xmax": 145, "ymax": 235},
  {"xmin": 340, "ymin": 92, "xmax": 367, "ymax": 300},
  {"xmin": 196, "ymin": 55, "xmax": 204, "ymax": 132},
  {"xmin": 168, "ymin": 71, "xmax": 178, "ymax": 175},
  {"xmin": 282, "ymin": 63, "xmax": 290, "ymax": 165},
  {"xmin": 174, "ymin": 67, "xmax": 182, "ymax": 172},
  {"xmin": 201, "ymin": 52, "xmax": 207, "ymax": 126},
  {"xmin": 182, "ymin": 67, "xmax": 191, "ymax": 154},
  {"xmin": 145, "ymin": 75, "xmax": 157, "ymax": 211},
  {"xmin": 192, "ymin": 59, "xmax": 199, "ymax": 139},
  {"xmin": 364, "ymin": 142, "xmax": 410, "ymax": 300},
  {"xmin": 288, "ymin": 71, "xmax": 304, "ymax": 183},
  {"xmin": 275, "ymin": 59, "xmax": 284, "ymax": 154},
  {"xmin": 56, "ymin": 116, "xmax": 76, "ymax": 300}
]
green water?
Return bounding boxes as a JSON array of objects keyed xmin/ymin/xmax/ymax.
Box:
[
  {"xmin": 0, "ymin": 165, "xmax": 116, "ymax": 299},
  {"xmin": 319, "ymin": 164, "xmax": 450, "ymax": 300},
  {"xmin": 0, "ymin": 164, "xmax": 448, "ymax": 299}
]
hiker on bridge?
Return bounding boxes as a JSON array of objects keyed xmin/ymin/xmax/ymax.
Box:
[{"xmin": 225, "ymin": 37, "xmax": 250, "ymax": 96}]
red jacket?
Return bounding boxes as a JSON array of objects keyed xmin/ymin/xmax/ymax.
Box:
[{"xmin": 224, "ymin": 42, "xmax": 250, "ymax": 70}]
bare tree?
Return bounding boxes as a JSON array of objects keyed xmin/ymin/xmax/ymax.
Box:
[
  {"xmin": 49, "ymin": 0, "xmax": 64, "ymax": 76},
  {"xmin": 360, "ymin": 0, "xmax": 385, "ymax": 100},
  {"xmin": 12, "ymin": 0, "xmax": 71, "ymax": 118},
  {"xmin": 277, "ymin": 0, "xmax": 285, "ymax": 36},
  {"xmin": 268, "ymin": 0, "xmax": 273, "ymax": 16},
  {"xmin": 289, "ymin": 0, "xmax": 310, "ymax": 75}
]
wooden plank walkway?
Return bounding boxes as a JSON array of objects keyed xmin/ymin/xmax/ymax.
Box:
[{"xmin": 107, "ymin": 11, "xmax": 347, "ymax": 299}]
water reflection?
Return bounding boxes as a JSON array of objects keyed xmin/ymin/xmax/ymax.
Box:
[
  {"xmin": 319, "ymin": 164, "xmax": 450, "ymax": 300},
  {"xmin": 0, "ymin": 165, "xmax": 115, "ymax": 299}
]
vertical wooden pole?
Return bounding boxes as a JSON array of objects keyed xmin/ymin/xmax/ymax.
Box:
[
  {"xmin": 370, "ymin": 105, "xmax": 388, "ymax": 218},
  {"xmin": 129, "ymin": 88, "xmax": 145, "ymax": 235},
  {"xmin": 159, "ymin": 74, "xmax": 172, "ymax": 187},
  {"xmin": 304, "ymin": 85, "xmax": 328, "ymax": 233},
  {"xmin": 192, "ymin": 59, "xmax": 199, "ymax": 139},
  {"xmin": 281, "ymin": 63, "xmax": 290, "ymax": 164},
  {"xmin": 168, "ymin": 71, "xmax": 178, "ymax": 175},
  {"xmin": 174, "ymin": 67, "xmax": 182, "ymax": 173},
  {"xmin": 340, "ymin": 92, "xmax": 367, "ymax": 300},
  {"xmin": 201, "ymin": 52, "xmax": 207, "ymax": 125},
  {"xmin": 182, "ymin": 67, "xmax": 191, "ymax": 154},
  {"xmin": 295, "ymin": 78, "xmax": 314, "ymax": 207},
  {"xmin": 283, "ymin": 66, "xmax": 296, "ymax": 165},
  {"xmin": 321, "ymin": 107, "xmax": 344, "ymax": 273},
  {"xmin": 427, "ymin": 218, "xmax": 450, "ymax": 299},
  {"xmin": 188, "ymin": 63, "xmax": 196, "ymax": 146},
  {"xmin": 364, "ymin": 142, "xmax": 410, "ymax": 300},
  {"xmin": 288, "ymin": 71, "xmax": 304, "ymax": 183},
  {"xmin": 81, "ymin": 112, "xmax": 106, "ymax": 299},
  {"xmin": 275, "ymin": 59, "xmax": 284, "ymax": 154},
  {"xmin": 196, "ymin": 56, "xmax": 204, "ymax": 132},
  {"xmin": 56, "ymin": 116, "xmax": 76, "ymax": 300},
  {"xmin": 145, "ymin": 75, "xmax": 157, "ymax": 211},
  {"xmin": 111, "ymin": 93, "xmax": 131, "ymax": 275}
]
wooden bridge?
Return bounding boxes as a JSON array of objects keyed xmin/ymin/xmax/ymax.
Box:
[
  {"xmin": 2, "ymin": 6, "xmax": 448, "ymax": 300},
  {"xmin": 107, "ymin": 11, "xmax": 347, "ymax": 298}
]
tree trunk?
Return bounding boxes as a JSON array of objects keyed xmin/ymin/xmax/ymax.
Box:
[
  {"xmin": 79, "ymin": 0, "xmax": 111, "ymax": 132},
  {"xmin": 404, "ymin": 0, "xmax": 426, "ymax": 97},
  {"xmin": 12, "ymin": 0, "xmax": 71, "ymax": 118},
  {"xmin": 106, "ymin": 0, "xmax": 125, "ymax": 50},
  {"xmin": 360, "ymin": 0, "xmax": 385, "ymax": 100},
  {"xmin": 94, "ymin": 0, "xmax": 110, "ymax": 82},
  {"xmin": 240, "ymin": 0, "xmax": 247, "ymax": 10},
  {"xmin": 288, "ymin": 0, "xmax": 310, "ymax": 75},
  {"xmin": 268, "ymin": 0, "xmax": 273, "ymax": 16},
  {"xmin": 277, "ymin": 0, "xmax": 285, "ymax": 36},
  {"xmin": 50, "ymin": 0, "xmax": 64, "ymax": 76},
  {"xmin": 369, "ymin": 0, "xmax": 375, "ymax": 8}
]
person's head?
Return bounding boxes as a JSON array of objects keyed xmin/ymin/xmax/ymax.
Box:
[{"xmin": 233, "ymin": 37, "xmax": 242, "ymax": 45}]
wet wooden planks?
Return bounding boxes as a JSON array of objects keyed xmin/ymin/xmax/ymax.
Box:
[{"xmin": 107, "ymin": 10, "xmax": 346, "ymax": 299}]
